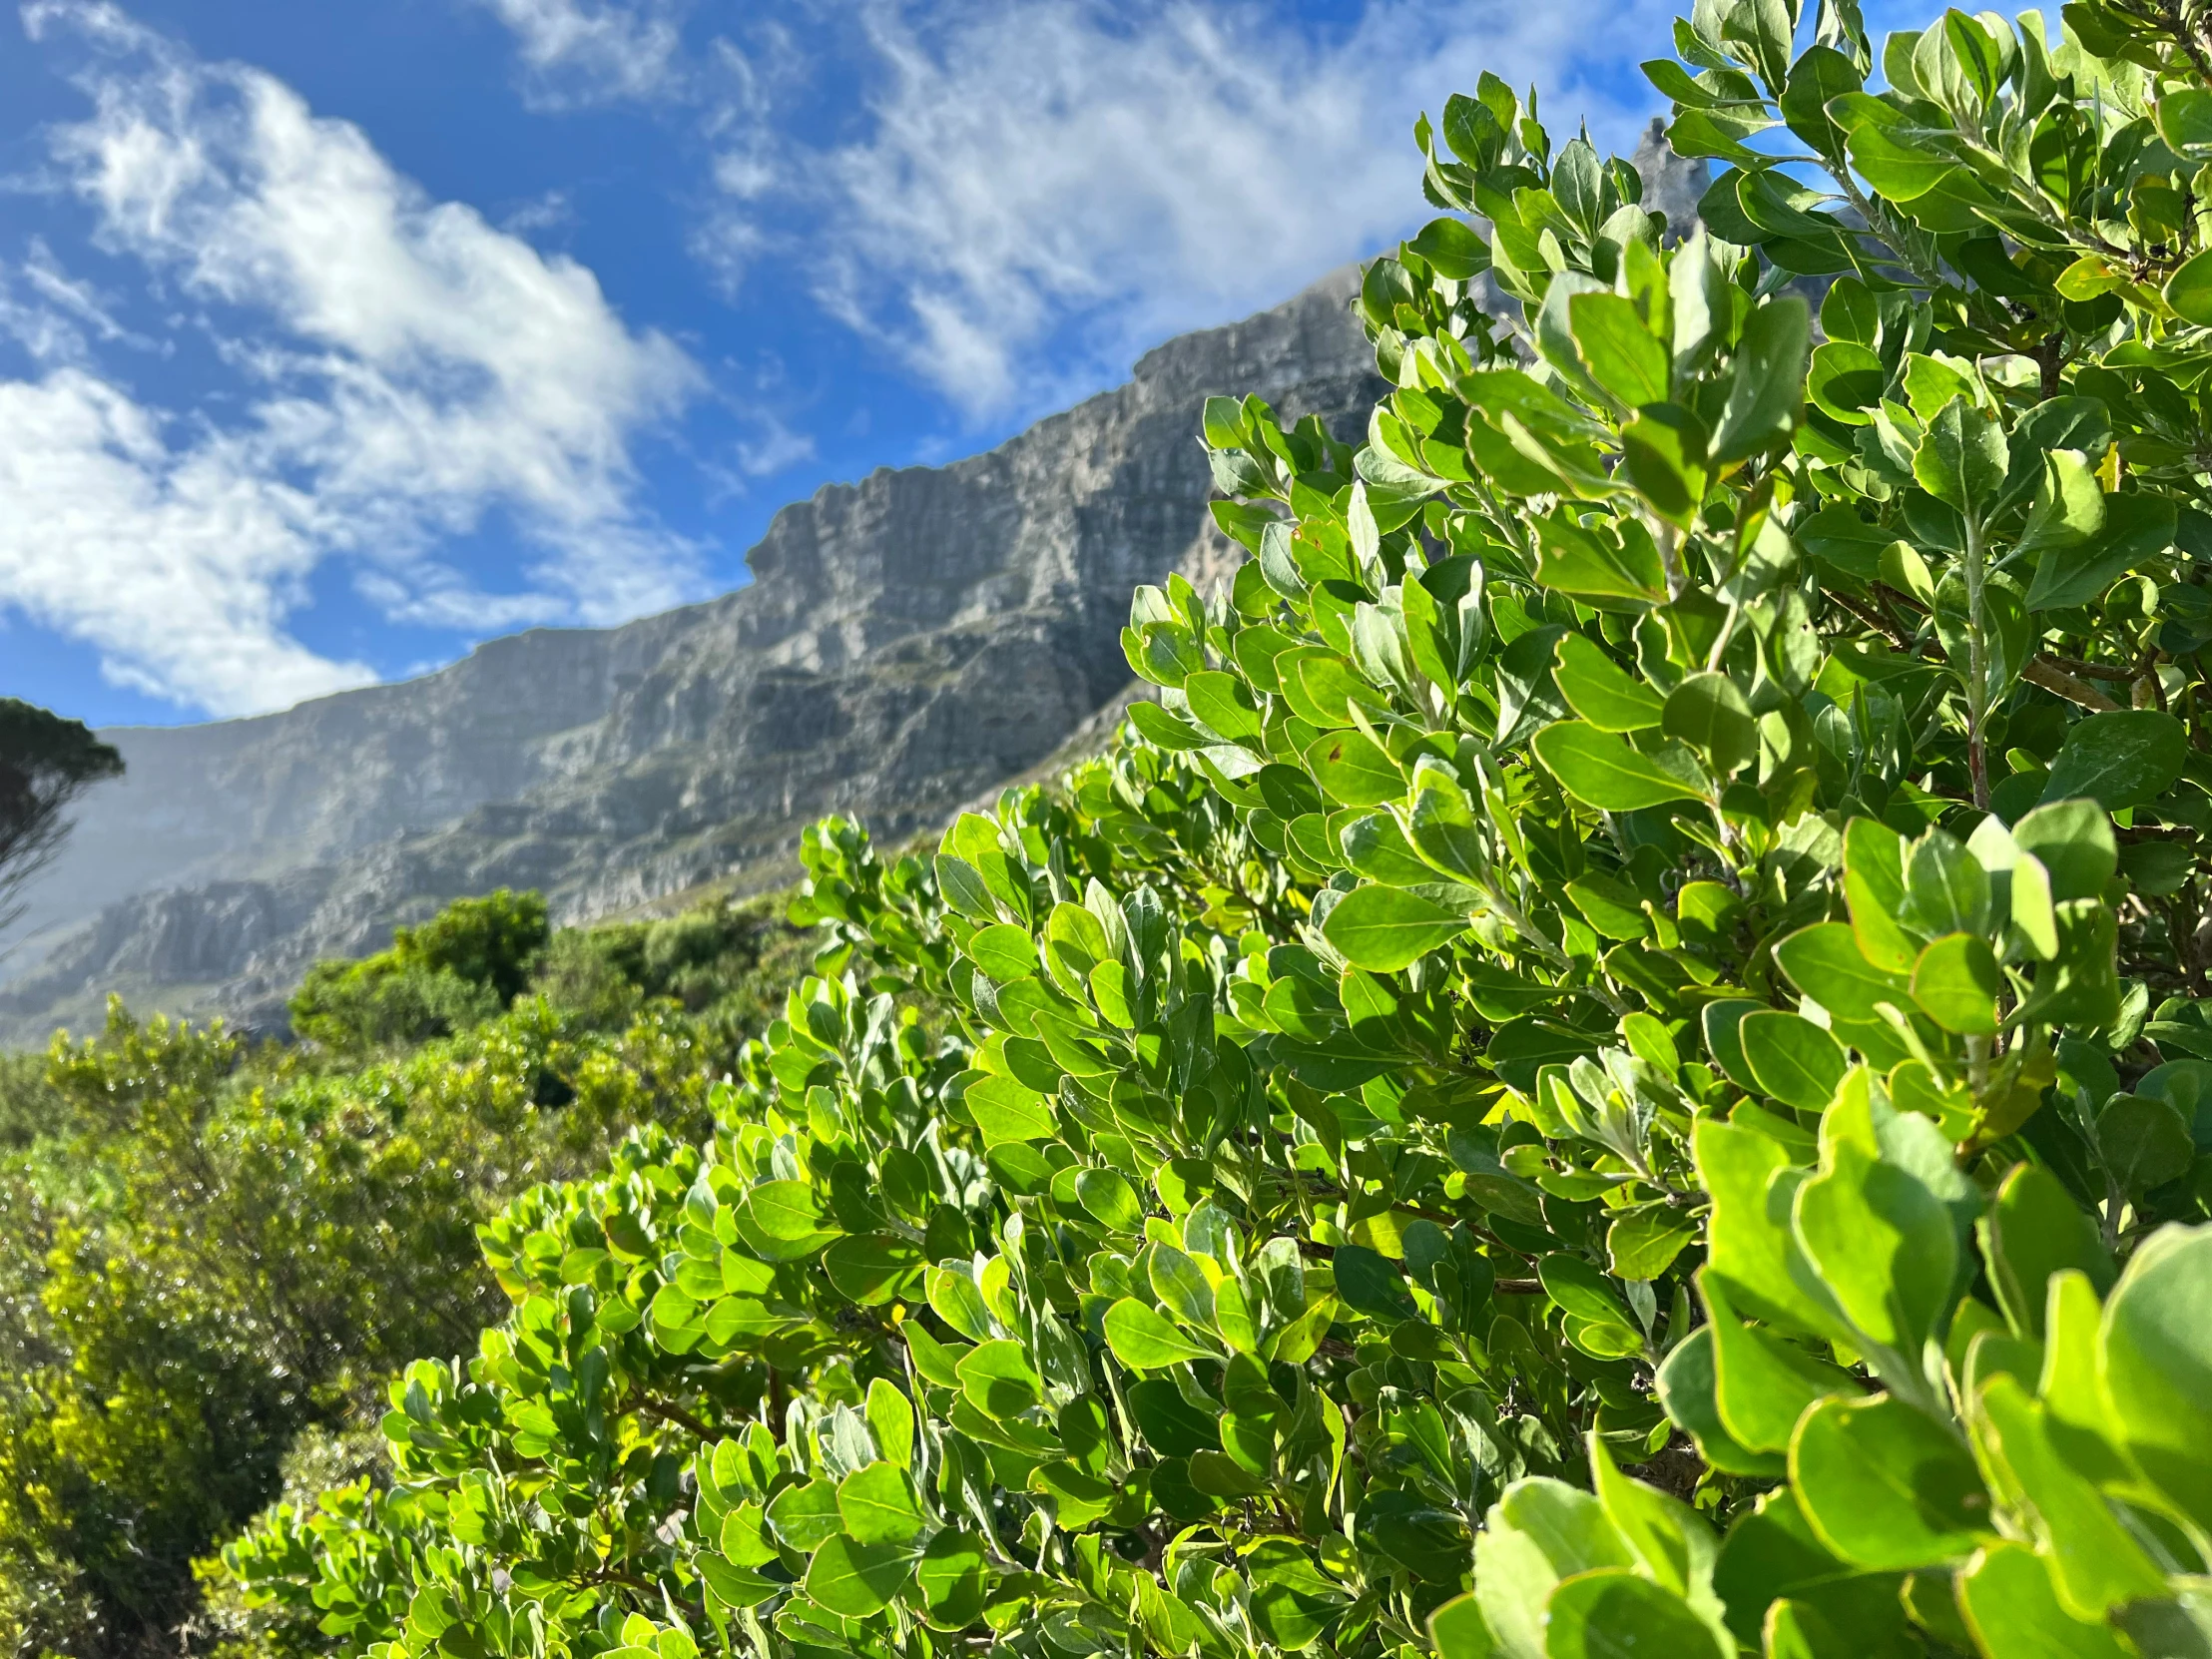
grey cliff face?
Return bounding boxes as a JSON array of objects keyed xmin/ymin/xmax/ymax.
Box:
[
  {"xmin": 0, "ymin": 136, "xmax": 1709, "ymax": 1046},
  {"xmin": 1, "ymin": 267, "xmax": 1384, "ymax": 1041}
]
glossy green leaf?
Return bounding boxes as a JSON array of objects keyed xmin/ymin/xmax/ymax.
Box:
[
  {"xmin": 1427, "ymin": 1592, "xmax": 1497, "ymax": 1659},
  {"xmin": 1806, "ymin": 341, "xmax": 1884, "ymax": 425},
  {"xmin": 1321, "ymin": 883, "xmax": 1468, "ymax": 972},
  {"xmin": 1913, "ymin": 396, "xmax": 2008, "ymax": 515},
  {"xmin": 966, "ymin": 923, "xmax": 1038, "ymax": 981},
  {"xmin": 1534, "ymin": 721, "xmax": 1709, "ymax": 810},
  {"xmin": 824, "ymin": 1234, "xmax": 924, "ymax": 1306},
  {"xmin": 1304, "ymin": 728, "xmax": 1402, "ymax": 807},
  {"xmin": 1359, "ymin": 1487, "xmax": 1473, "ymax": 1582},
  {"xmin": 1102, "ymin": 1298, "xmax": 1215, "ymax": 1369},
  {"xmin": 1568, "ymin": 291, "xmax": 1670, "ymax": 409},
  {"xmin": 837, "ymin": 1462, "xmax": 925, "ymax": 1546},
  {"xmin": 2166, "ymin": 247, "xmax": 2212, "ymax": 325},
  {"xmin": 1661, "ymin": 672, "xmax": 1757, "ymax": 776},
  {"xmin": 1774, "ymin": 922, "xmax": 1910, "ymax": 1024},
  {"xmin": 1148, "ymin": 1243, "xmax": 1217, "ymax": 1330},
  {"xmin": 1977, "ymin": 1164, "xmax": 2113, "ymax": 1343},
  {"xmin": 1711, "ymin": 296, "xmax": 1811, "ymax": 465},
  {"xmin": 1336, "ymin": 1242, "xmax": 1422, "ymax": 1323},
  {"xmin": 765, "ymin": 1479, "xmax": 844, "ymax": 1552},
  {"xmin": 697, "ymin": 1551, "xmax": 782, "ymax": 1609},
  {"xmin": 2097, "ymin": 1221, "xmax": 2212, "ymax": 1533},
  {"xmin": 1076, "ymin": 1168, "xmax": 1145, "ymax": 1232},
  {"xmin": 1910, "ymin": 933, "xmax": 2000, "ymax": 1035},
  {"xmin": 1972, "ymin": 1376, "xmax": 2170, "ymax": 1618},
  {"xmin": 865, "ymin": 1380, "xmax": 915, "ymax": 1470},
  {"xmin": 1792, "ymin": 1077, "xmax": 1963, "ymax": 1360},
  {"xmin": 806, "ymin": 1532, "xmax": 914, "ymax": 1617},
  {"xmin": 1607, "ymin": 1205, "xmax": 1698, "ymax": 1282},
  {"xmin": 748, "ymin": 1180, "xmax": 832, "ymax": 1242},
  {"xmin": 2039, "ymin": 711, "xmax": 2188, "ymax": 811},
  {"xmin": 1704, "ymin": 1275, "xmax": 1861, "ymax": 1453},
  {"xmin": 1127, "ymin": 1378, "xmax": 1221, "ymax": 1458},
  {"xmin": 2096, "ymin": 1094, "xmax": 2195, "ymax": 1194},
  {"xmin": 2010, "ymin": 799, "xmax": 2117, "ymax": 900},
  {"xmin": 1553, "ymin": 633, "xmax": 1665, "ymax": 731},
  {"xmin": 924, "ymin": 1266, "xmax": 997, "ymax": 1343},
  {"xmin": 1475, "ymin": 1479, "xmax": 1636, "ymax": 1659},
  {"xmin": 1656, "ymin": 1327, "xmax": 1787, "ymax": 1477},
  {"xmin": 1738, "ymin": 1013, "xmax": 1848, "ymax": 1112},
  {"xmin": 912, "ymin": 1528, "xmax": 989, "ymax": 1628},
  {"xmin": 2025, "ymin": 492, "xmax": 2174, "ymax": 611},
  {"xmin": 1183, "ymin": 670, "xmax": 1263, "ymax": 742},
  {"xmin": 955, "ymin": 1339, "xmax": 1044, "ymax": 1419},
  {"xmin": 1542, "ymin": 1568, "xmax": 1728, "ymax": 1658},
  {"xmin": 1539, "ymin": 1253, "xmax": 1634, "ymax": 1331},
  {"xmin": 1126, "ymin": 699, "xmax": 1212, "ymax": 750},
  {"xmin": 1621, "ymin": 403, "xmax": 1711, "ymax": 526},
  {"xmin": 962, "ymin": 1074, "xmax": 1056, "ymax": 1145},
  {"xmin": 1955, "ymin": 1542, "xmax": 2134, "ymax": 1658},
  {"xmin": 1790, "ymin": 1394, "xmax": 1990, "ymax": 1569},
  {"xmin": 1710, "ymin": 1486, "xmax": 1912, "ymax": 1653}
]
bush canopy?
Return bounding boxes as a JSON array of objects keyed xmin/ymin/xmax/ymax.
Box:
[{"xmin": 218, "ymin": 2, "xmax": 2212, "ymax": 1656}]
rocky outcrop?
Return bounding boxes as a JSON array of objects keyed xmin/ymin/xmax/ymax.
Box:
[{"xmin": 1, "ymin": 266, "xmax": 1384, "ymax": 1041}]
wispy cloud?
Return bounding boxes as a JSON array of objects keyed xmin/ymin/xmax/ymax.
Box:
[
  {"xmin": 699, "ymin": 0, "xmax": 1672, "ymax": 416},
  {"xmin": 475, "ymin": 0, "xmax": 686, "ymax": 106},
  {"xmin": 2, "ymin": 0, "xmax": 703, "ymax": 717}
]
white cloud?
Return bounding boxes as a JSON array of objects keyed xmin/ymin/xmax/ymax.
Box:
[
  {"xmin": 476, "ymin": 0, "xmax": 684, "ymax": 105},
  {"xmin": 3, "ymin": 1, "xmax": 703, "ymax": 717},
  {"xmin": 0, "ymin": 237, "xmax": 150, "ymax": 363},
  {"xmin": 0, "ymin": 368, "xmax": 379, "ymax": 714},
  {"xmin": 707, "ymin": 0, "xmax": 1671, "ymax": 415},
  {"xmin": 700, "ymin": 408, "xmax": 816, "ymax": 504}
]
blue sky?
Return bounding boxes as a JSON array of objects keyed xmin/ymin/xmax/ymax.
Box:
[{"xmin": 0, "ymin": 0, "xmax": 1936, "ymax": 729}]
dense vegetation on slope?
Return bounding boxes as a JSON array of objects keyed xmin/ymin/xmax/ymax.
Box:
[
  {"xmin": 0, "ymin": 892, "xmax": 813, "ymax": 1656},
  {"xmin": 156, "ymin": 1, "xmax": 2212, "ymax": 1655}
]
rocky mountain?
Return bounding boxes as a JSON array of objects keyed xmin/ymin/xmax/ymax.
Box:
[
  {"xmin": 0, "ymin": 269, "xmax": 1383, "ymax": 1042},
  {"xmin": 0, "ymin": 127, "xmax": 1707, "ymax": 1046}
]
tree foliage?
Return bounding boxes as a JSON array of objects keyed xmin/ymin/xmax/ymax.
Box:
[
  {"xmin": 291, "ymin": 891, "xmax": 553, "ymax": 1053},
  {"xmin": 0, "ymin": 890, "xmax": 811, "ymax": 1658},
  {"xmin": 156, "ymin": 2, "xmax": 2212, "ymax": 1653},
  {"xmin": 0, "ymin": 698, "xmax": 122, "ymax": 934}
]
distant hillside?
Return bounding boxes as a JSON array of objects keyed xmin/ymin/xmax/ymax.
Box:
[
  {"xmin": 1, "ymin": 270, "xmax": 1381, "ymax": 1043},
  {"xmin": 0, "ymin": 128, "xmax": 1709, "ymax": 1047}
]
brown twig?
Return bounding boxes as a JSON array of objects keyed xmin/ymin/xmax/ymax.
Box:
[
  {"xmin": 2045, "ymin": 655, "xmax": 2139, "ymax": 683},
  {"xmin": 638, "ymin": 1396, "xmax": 720, "ymax": 1442},
  {"xmin": 2023, "ymin": 660, "xmax": 2124, "ymax": 713},
  {"xmin": 1832, "ymin": 587, "xmax": 2123, "ymax": 712}
]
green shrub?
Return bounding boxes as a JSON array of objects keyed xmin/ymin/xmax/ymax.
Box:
[
  {"xmin": 209, "ymin": 5, "xmax": 2212, "ymax": 1655},
  {"xmin": 290, "ymin": 890, "xmax": 549, "ymax": 1053},
  {"xmin": 289, "ymin": 958, "xmax": 502, "ymax": 1053},
  {"xmin": 532, "ymin": 894, "xmax": 819, "ymax": 1036},
  {"xmin": 0, "ymin": 990, "xmax": 727, "ymax": 1656},
  {"xmin": 0, "ymin": 1047, "xmax": 64, "ymax": 1148},
  {"xmin": 396, "ymin": 888, "xmax": 550, "ymax": 1006}
]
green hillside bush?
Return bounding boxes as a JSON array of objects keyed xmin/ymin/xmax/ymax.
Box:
[
  {"xmin": 193, "ymin": 2, "xmax": 2212, "ymax": 1654},
  {"xmin": 0, "ymin": 893, "xmax": 810, "ymax": 1656},
  {"xmin": 291, "ymin": 890, "xmax": 552, "ymax": 1053}
]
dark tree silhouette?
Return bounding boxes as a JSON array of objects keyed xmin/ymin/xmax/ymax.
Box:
[{"xmin": 0, "ymin": 699, "xmax": 124, "ymax": 934}]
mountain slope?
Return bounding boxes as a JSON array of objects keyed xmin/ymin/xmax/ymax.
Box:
[{"xmin": 1, "ymin": 268, "xmax": 1382, "ymax": 1040}]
